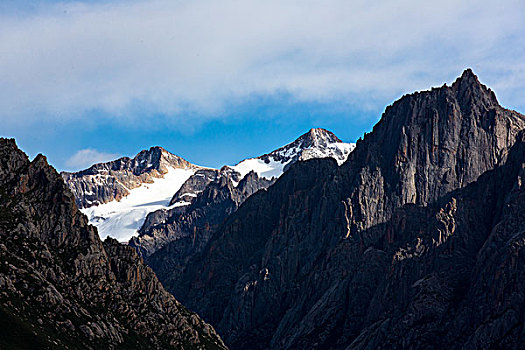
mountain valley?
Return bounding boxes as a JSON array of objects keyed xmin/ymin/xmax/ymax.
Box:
[{"xmin": 3, "ymin": 69, "xmax": 525, "ymax": 349}]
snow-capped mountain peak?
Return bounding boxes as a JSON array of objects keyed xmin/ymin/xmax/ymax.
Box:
[
  {"xmin": 62, "ymin": 147, "xmax": 200, "ymax": 241},
  {"xmin": 230, "ymin": 128, "xmax": 355, "ymax": 180},
  {"xmin": 62, "ymin": 146, "xmax": 197, "ymax": 208},
  {"xmin": 131, "ymin": 146, "xmax": 189, "ymax": 174}
]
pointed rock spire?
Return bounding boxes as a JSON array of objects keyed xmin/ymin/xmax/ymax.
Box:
[{"xmin": 452, "ymin": 68, "xmax": 499, "ymax": 110}]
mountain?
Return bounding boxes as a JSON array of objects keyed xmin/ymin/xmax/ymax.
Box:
[
  {"xmin": 62, "ymin": 147, "xmax": 200, "ymax": 241},
  {"xmin": 64, "ymin": 128, "xmax": 353, "ymax": 245},
  {"xmin": 228, "ymin": 128, "xmax": 354, "ymax": 180},
  {"xmin": 156, "ymin": 69, "xmax": 525, "ymax": 349},
  {"xmin": 63, "ymin": 146, "xmax": 197, "ymax": 208},
  {"xmin": 0, "ymin": 139, "xmax": 226, "ymax": 349},
  {"xmin": 128, "ymin": 128, "xmax": 354, "ymax": 258}
]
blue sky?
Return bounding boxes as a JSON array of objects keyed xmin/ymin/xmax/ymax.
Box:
[{"xmin": 1, "ymin": 0, "xmax": 524, "ymax": 170}]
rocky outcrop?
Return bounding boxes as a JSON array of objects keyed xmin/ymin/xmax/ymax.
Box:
[
  {"xmin": 168, "ymin": 166, "xmax": 243, "ymax": 207},
  {"xmin": 130, "ymin": 169, "xmax": 274, "ymax": 259},
  {"xmin": 62, "ymin": 146, "xmax": 197, "ymax": 208},
  {"xmin": 160, "ymin": 69, "xmax": 525, "ymax": 349},
  {"xmin": 0, "ymin": 139, "xmax": 226, "ymax": 349}
]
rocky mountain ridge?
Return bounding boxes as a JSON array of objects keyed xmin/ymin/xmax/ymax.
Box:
[
  {"xmin": 62, "ymin": 146, "xmax": 197, "ymax": 209},
  {"xmin": 154, "ymin": 69, "xmax": 525, "ymax": 349},
  {"xmin": 168, "ymin": 128, "xmax": 354, "ymax": 208},
  {"xmin": 0, "ymin": 139, "xmax": 226, "ymax": 349},
  {"xmin": 130, "ymin": 169, "xmax": 274, "ymax": 258}
]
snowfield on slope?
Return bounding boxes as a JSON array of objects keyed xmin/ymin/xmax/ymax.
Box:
[
  {"xmin": 81, "ymin": 167, "xmax": 195, "ymax": 241},
  {"xmin": 231, "ymin": 157, "xmax": 289, "ymax": 180},
  {"xmin": 231, "ymin": 141, "xmax": 355, "ymax": 180}
]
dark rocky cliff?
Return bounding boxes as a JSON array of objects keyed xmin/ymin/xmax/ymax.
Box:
[
  {"xmin": 158, "ymin": 69, "xmax": 525, "ymax": 349},
  {"xmin": 0, "ymin": 139, "xmax": 226, "ymax": 349}
]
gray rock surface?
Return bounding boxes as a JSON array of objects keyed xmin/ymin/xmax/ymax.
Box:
[
  {"xmin": 160, "ymin": 69, "xmax": 525, "ymax": 349},
  {"xmin": 0, "ymin": 139, "xmax": 226, "ymax": 349}
]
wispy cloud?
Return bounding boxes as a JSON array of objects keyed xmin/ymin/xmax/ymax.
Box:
[
  {"xmin": 0, "ymin": 0, "xmax": 523, "ymax": 128},
  {"xmin": 65, "ymin": 148, "xmax": 118, "ymax": 170}
]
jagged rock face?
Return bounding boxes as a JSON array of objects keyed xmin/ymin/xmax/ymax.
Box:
[
  {"xmin": 130, "ymin": 169, "xmax": 274, "ymax": 259},
  {"xmin": 169, "ymin": 167, "xmax": 243, "ymax": 206},
  {"xmin": 346, "ymin": 69, "xmax": 521, "ymax": 214},
  {"xmin": 62, "ymin": 146, "xmax": 196, "ymax": 208},
  {"xmin": 0, "ymin": 139, "xmax": 226, "ymax": 349},
  {"xmin": 343, "ymin": 132, "xmax": 525, "ymax": 350},
  {"xmin": 162, "ymin": 70, "xmax": 525, "ymax": 349}
]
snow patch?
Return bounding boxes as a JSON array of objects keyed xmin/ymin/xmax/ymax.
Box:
[
  {"xmin": 81, "ymin": 167, "xmax": 195, "ymax": 242},
  {"xmin": 180, "ymin": 192, "xmax": 198, "ymax": 198},
  {"xmin": 231, "ymin": 157, "xmax": 290, "ymax": 180}
]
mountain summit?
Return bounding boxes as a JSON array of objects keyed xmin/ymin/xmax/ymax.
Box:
[
  {"xmin": 163, "ymin": 69, "xmax": 525, "ymax": 349},
  {"xmin": 62, "ymin": 147, "xmax": 199, "ymax": 241},
  {"xmin": 256, "ymin": 127, "xmax": 354, "ymax": 168},
  {"xmin": 451, "ymin": 68, "xmax": 499, "ymax": 109},
  {"xmin": 229, "ymin": 128, "xmax": 354, "ymax": 179},
  {"xmin": 62, "ymin": 146, "xmax": 197, "ymax": 209}
]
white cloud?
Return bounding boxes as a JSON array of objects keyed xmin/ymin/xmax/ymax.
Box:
[
  {"xmin": 65, "ymin": 148, "xmax": 118, "ymax": 170},
  {"xmin": 0, "ymin": 0, "xmax": 523, "ymax": 127}
]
